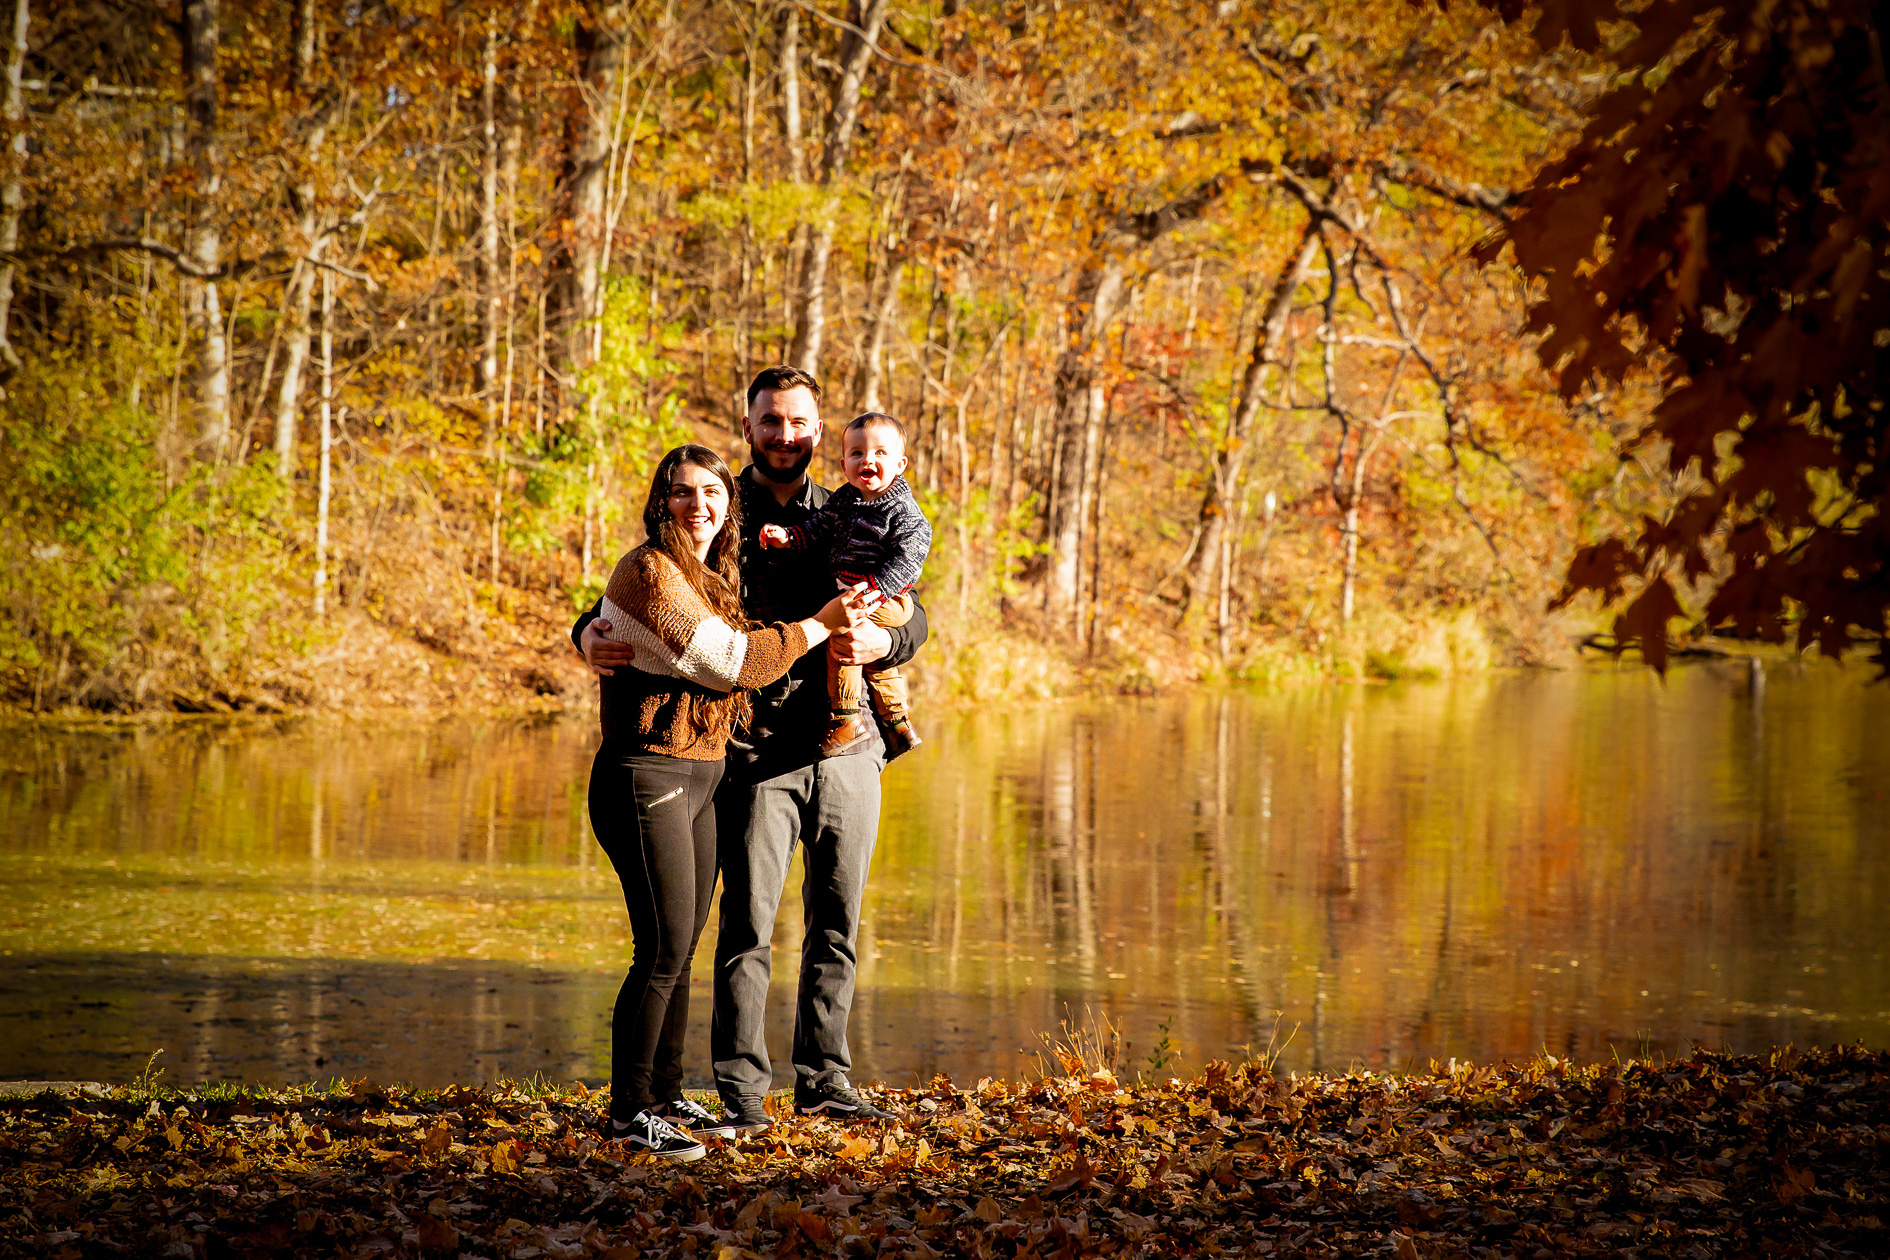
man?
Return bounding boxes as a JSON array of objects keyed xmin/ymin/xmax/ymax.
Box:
[{"xmin": 575, "ymin": 366, "xmax": 924, "ymax": 1133}]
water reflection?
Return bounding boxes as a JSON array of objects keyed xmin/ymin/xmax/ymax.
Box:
[{"xmin": 2, "ymin": 662, "xmax": 1885, "ymax": 1088}]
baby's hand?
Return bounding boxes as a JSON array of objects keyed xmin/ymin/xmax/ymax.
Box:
[{"xmin": 759, "ymin": 525, "xmax": 790, "ymax": 549}]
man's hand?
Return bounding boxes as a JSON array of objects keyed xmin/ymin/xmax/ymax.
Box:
[
  {"xmin": 759, "ymin": 524, "xmax": 791, "ymax": 549},
  {"xmin": 829, "ymin": 617, "xmax": 893, "ymax": 666},
  {"xmin": 580, "ymin": 619, "xmax": 636, "ymax": 677}
]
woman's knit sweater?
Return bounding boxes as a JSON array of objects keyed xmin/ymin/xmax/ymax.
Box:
[{"xmin": 596, "ymin": 547, "xmax": 809, "ymax": 759}]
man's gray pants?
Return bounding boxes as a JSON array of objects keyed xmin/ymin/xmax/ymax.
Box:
[{"xmin": 711, "ymin": 751, "xmax": 881, "ymax": 1102}]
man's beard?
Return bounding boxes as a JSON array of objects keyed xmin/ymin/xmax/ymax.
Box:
[{"xmin": 750, "ymin": 444, "xmax": 813, "ymax": 483}]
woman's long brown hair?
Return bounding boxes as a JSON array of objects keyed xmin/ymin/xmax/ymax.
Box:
[{"xmin": 639, "ymin": 444, "xmax": 752, "ymax": 733}]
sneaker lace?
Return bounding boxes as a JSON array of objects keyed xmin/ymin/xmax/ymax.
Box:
[
  {"xmin": 668, "ymin": 1096, "xmax": 718, "ymax": 1125},
  {"xmin": 644, "ymin": 1112, "xmax": 692, "ymax": 1144}
]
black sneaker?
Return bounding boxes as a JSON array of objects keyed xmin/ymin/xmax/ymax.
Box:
[
  {"xmin": 715, "ymin": 1094, "xmax": 774, "ymax": 1137},
  {"xmin": 794, "ymin": 1078, "xmax": 894, "ymax": 1121},
  {"xmin": 656, "ymin": 1095, "xmax": 737, "ymax": 1139},
  {"xmin": 603, "ymin": 1110, "xmax": 706, "ymax": 1161}
]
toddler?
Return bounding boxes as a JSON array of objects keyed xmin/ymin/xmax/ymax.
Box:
[{"xmin": 759, "ymin": 412, "xmax": 932, "ymax": 757}]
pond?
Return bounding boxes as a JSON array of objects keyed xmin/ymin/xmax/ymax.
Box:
[{"xmin": 2, "ymin": 659, "xmax": 1886, "ymax": 1091}]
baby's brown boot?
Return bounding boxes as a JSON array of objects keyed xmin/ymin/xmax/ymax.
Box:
[
  {"xmin": 820, "ymin": 709, "xmax": 875, "ymax": 757},
  {"xmin": 880, "ymin": 716, "xmax": 922, "ymax": 758}
]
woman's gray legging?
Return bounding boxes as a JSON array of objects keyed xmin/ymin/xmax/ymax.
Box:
[{"xmin": 589, "ymin": 743, "xmax": 725, "ymax": 1119}]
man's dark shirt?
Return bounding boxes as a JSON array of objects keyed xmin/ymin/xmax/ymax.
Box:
[{"xmin": 571, "ymin": 464, "xmax": 928, "ymax": 783}]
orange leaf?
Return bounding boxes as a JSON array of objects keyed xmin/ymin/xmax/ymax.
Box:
[{"xmin": 1046, "ymin": 1150, "xmax": 1096, "ymax": 1193}]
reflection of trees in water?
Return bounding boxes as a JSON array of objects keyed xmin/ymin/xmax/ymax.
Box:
[
  {"xmin": 0, "ymin": 957, "xmax": 599, "ymax": 1088},
  {"xmin": 0, "ymin": 715, "xmax": 602, "ymax": 867},
  {"xmin": 3, "ymin": 669, "xmax": 1886, "ymax": 1084}
]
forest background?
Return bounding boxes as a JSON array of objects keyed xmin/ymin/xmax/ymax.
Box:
[{"xmin": 0, "ymin": 0, "xmax": 1771, "ymax": 713}]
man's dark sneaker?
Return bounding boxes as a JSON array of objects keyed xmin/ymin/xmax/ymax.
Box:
[
  {"xmin": 655, "ymin": 1096, "xmax": 737, "ymax": 1139},
  {"xmin": 715, "ymin": 1094, "xmax": 774, "ymax": 1138},
  {"xmin": 602, "ymin": 1110, "xmax": 706, "ymax": 1161},
  {"xmin": 795, "ymin": 1078, "xmax": 894, "ymax": 1121}
]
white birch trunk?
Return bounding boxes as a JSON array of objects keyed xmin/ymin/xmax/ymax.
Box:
[
  {"xmin": 184, "ymin": 0, "xmax": 230, "ymax": 459},
  {"xmin": 780, "ymin": 3, "xmax": 802, "ymax": 183}
]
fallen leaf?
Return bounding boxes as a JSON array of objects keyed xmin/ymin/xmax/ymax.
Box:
[
  {"xmin": 1047, "ymin": 1150, "xmax": 1096, "ymax": 1193},
  {"xmin": 414, "ymin": 1215, "xmax": 458, "ymax": 1253},
  {"xmin": 420, "ymin": 1122, "xmax": 452, "ymax": 1157}
]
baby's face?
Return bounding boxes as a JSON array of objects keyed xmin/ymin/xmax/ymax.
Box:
[{"xmin": 841, "ymin": 423, "xmax": 908, "ymax": 496}]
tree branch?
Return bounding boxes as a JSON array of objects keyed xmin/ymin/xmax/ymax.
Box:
[{"xmin": 4, "ymin": 239, "xmax": 379, "ymax": 289}]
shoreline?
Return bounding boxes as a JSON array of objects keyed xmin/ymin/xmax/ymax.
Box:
[
  {"xmin": 0, "ymin": 643, "xmax": 1823, "ymax": 730},
  {"xmin": 2, "ymin": 1045, "xmax": 1884, "ymax": 1257}
]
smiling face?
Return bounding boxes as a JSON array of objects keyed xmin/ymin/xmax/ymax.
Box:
[
  {"xmin": 742, "ymin": 385, "xmax": 822, "ymax": 485},
  {"xmin": 667, "ymin": 461, "xmax": 731, "ymax": 557},
  {"xmin": 841, "ymin": 420, "xmax": 909, "ymax": 497}
]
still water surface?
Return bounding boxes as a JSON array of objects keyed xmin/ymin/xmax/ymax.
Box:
[{"xmin": 2, "ymin": 661, "xmax": 1885, "ymax": 1089}]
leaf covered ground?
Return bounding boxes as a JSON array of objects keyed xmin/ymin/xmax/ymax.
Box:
[{"xmin": 1, "ymin": 1045, "xmax": 1885, "ymax": 1258}]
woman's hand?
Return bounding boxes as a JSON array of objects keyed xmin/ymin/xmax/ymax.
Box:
[
  {"xmin": 580, "ymin": 619, "xmax": 637, "ymax": 677},
  {"xmin": 801, "ymin": 583, "xmax": 878, "ymax": 648},
  {"xmin": 815, "ymin": 583, "xmax": 879, "ymax": 631}
]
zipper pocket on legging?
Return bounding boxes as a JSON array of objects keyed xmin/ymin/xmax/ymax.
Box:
[{"xmin": 640, "ymin": 785, "xmax": 685, "ymax": 815}]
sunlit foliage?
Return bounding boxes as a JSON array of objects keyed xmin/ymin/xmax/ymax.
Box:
[{"xmin": 0, "ymin": 0, "xmax": 1682, "ymax": 709}]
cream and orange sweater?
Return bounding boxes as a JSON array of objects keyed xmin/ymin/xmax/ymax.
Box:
[{"xmin": 596, "ymin": 547, "xmax": 809, "ymax": 759}]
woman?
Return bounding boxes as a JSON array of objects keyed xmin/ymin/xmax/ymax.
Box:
[{"xmin": 584, "ymin": 444, "xmax": 861, "ymax": 1161}]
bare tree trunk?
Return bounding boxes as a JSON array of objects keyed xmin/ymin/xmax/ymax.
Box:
[
  {"xmin": 793, "ymin": 221, "xmax": 837, "ymax": 374},
  {"xmin": 1338, "ymin": 429, "xmax": 1385, "ymax": 625},
  {"xmin": 859, "ymin": 254, "xmax": 901, "ymax": 411},
  {"xmin": 780, "ymin": 3, "xmax": 802, "ymax": 182},
  {"xmin": 493, "ymin": 101, "xmax": 522, "ymax": 584},
  {"xmin": 581, "ymin": 457, "xmax": 597, "ymax": 583},
  {"xmin": 1043, "ymin": 257, "xmax": 1126, "ymax": 624},
  {"xmin": 183, "ymin": 0, "xmax": 230, "ymax": 459},
  {"xmin": 788, "ymin": 0, "xmax": 889, "ymax": 376},
  {"xmin": 569, "ymin": 4, "xmax": 626, "ymax": 370},
  {"xmin": 955, "ymin": 386, "xmax": 971, "ymax": 627},
  {"xmin": 1339, "ymin": 497, "xmax": 1360, "ymax": 624},
  {"xmin": 775, "ymin": 1, "xmax": 805, "ymax": 367},
  {"xmin": 0, "ymin": 0, "xmax": 28, "ymax": 372},
  {"xmin": 1084, "ymin": 389, "xmax": 1113, "ymax": 654},
  {"xmin": 1042, "ymin": 181, "xmax": 1225, "ymax": 627},
  {"xmin": 314, "ymin": 269, "xmax": 333, "ymax": 615},
  {"xmin": 273, "ymin": 252, "xmax": 322, "ymax": 473},
  {"xmin": 479, "ymin": 18, "xmax": 502, "ymax": 428},
  {"xmin": 1216, "ymin": 490, "xmax": 1250, "ymax": 659},
  {"xmin": 1185, "ymin": 223, "xmax": 1318, "ymax": 615},
  {"xmin": 290, "ymin": 0, "xmax": 315, "ymax": 89},
  {"xmin": 739, "ymin": 5, "xmax": 758, "ymax": 182},
  {"xmin": 271, "ymin": 16, "xmax": 331, "ymax": 477}
]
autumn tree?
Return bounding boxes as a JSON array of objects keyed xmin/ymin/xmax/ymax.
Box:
[
  {"xmin": 0, "ymin": 0, "xmax": 1637, "ymax": 710},
  {"xmin": 1486, "ymin": 0, "xmax": 1890, "ymax": 672}
]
